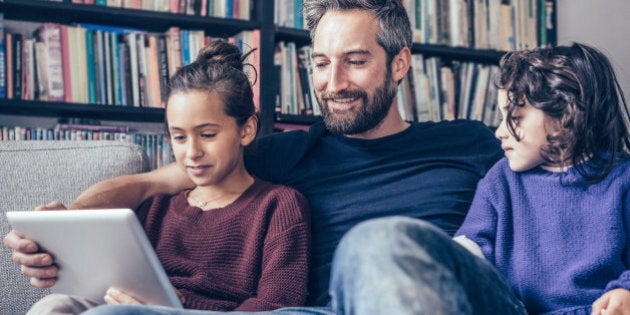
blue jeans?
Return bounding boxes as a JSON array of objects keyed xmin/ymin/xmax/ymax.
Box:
[
  {"xmin": 83, "ymin": 216, "xmax": 525, "ymax": 315},
  {"xmin": 329, "ymin": 217, "xmax": 526, "ymax": 315}
]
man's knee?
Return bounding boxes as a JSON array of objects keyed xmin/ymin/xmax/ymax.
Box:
[{"xmin": 336, "ymin": 216, "xmax": 442, "ymax": 262}]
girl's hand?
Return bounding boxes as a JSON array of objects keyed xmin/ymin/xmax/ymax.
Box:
[
  {"xmin": 104, "ymin": 288, "xmax": 143, "ymax": 305},
  {"xmin": 592, "ymin": 288, "xmax": 630, "ymax": 315}
]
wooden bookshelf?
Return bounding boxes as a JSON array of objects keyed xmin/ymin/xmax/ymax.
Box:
[{"xmin": 0, "ymin": 0, "xmax": 557, "ymax": 132}]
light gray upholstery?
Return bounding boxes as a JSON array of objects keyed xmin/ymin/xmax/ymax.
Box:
[{"xmin": 0, "ymin": 141, "xmax": 149, "ymax": 314}]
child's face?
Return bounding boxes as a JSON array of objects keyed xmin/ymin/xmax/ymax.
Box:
[
  {"xmin": 495, "ymin": 89, "xmax": 554, "ymax": 172},
  {"xmin": 166, "ymin": 90, "xmax": 255, "ymax": 187}
]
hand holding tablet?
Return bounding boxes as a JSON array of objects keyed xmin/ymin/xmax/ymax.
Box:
[{"xmin": 6, "ymin": 209, "xmax": 183, "ymax": 309}]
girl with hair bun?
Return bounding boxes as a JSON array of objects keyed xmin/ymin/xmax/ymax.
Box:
[{"xmin": 27, "ymin": 40, "xmax": 311, "ymax": 314}]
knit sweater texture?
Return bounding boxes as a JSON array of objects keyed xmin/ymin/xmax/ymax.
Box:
[
  {"xmin": 135, "ymin": 178, "xmax": 311, "ymax": 311},
  {"xmin": 456, "ymin": 158, "xmax": 630, "ymax": 315}
]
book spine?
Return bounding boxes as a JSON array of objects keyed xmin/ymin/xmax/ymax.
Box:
[
  {"xmin": 37, "ymin": 23, "xmax": 65, "ymax": 102},
  {"xmin": 157, "ymin": 35, "xmax": 169, "ymax": 107},
  {"xmin": 5, "ymin": 32, "xmax": 13, "ymax": 100},
  {"xmin": 13, "ymin": 33, "xmax": 23, "ymax": 100},
  {"xmin": 59, "ymin": 25, "xmax": 73, "ymax": 103},
  {"xmin": 0, "ymin": 13, "xmax": 5, "ymax": 99},
  {"xmin": 85, "ymin": 29, "xmax": 98, "ymax": 104}
]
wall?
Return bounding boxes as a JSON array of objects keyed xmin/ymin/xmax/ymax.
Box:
[{"xmin": 557, "ymin": 0, "xmax": 630, "ymax": 97}]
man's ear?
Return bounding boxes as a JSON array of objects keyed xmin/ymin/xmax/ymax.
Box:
[
  {"xmin": 240, "ymin": 114, "xmax": 258, "ymax": 146},
  {"xmin": 391, "ymin": 46, "xmax": 411, "ymax": 84}
]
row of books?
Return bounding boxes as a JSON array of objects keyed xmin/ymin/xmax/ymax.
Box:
[
  {"xmin": 0, "ymin": 17, "xmax": 260, "ymax": 110},
  {"xmin": 274, "ymin": 42, "xmax": 319, "ymax": 117},
  {"xmin": 41, "ymin": 0, "xmax": 252, "ymax": 20},
  {"xmin": 399, "ymin": 56, "xmax": 501, "ymax": 127},
  {"xmin": 275, "ymin": 0, "xmax": 305, "ymax": 29},
  {"xmin": 0, "ymin": 123, "xmax": 174, "ymax": 170},
  {"xmin": 404, "ymin": 0, "xmax": 555, "ymax": 50}
]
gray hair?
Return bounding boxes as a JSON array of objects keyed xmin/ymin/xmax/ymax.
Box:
[{"xmin": 303, "ymin": 0, "xmax": 412, "ymax": 62}]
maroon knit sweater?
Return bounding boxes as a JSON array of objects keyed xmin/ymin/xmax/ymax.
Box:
[{"xmin": 134, "ymin": 178, "xmax": 311, "ymax": 311}]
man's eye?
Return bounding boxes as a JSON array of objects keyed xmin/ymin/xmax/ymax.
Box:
[
  {"xmin": 202, "ymin": 133, "xmax": 216, "ymax": 138},
  {"xmin": 348, "ymin": 60, "xmax": 366, "ymax": 66},
  {"xmin": 171, "ymin": 135, "xmax": 185, "ymax": 141}
]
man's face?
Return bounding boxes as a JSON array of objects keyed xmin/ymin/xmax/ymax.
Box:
[{"xmin": 311, "ymin": 9, "xmax": 397, "ymax": 135}]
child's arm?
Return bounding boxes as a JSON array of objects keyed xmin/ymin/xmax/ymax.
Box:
[
  {"xmin": 453, "ymin": 177, "xmax": 500, "ymax": 262},
  {"xmin": 591, "ymin": 191, "xmax": 630, "ymax": 314},
  {"xmin": 235, "ymin": 189, "xmax": 311, "ymax": 311}
]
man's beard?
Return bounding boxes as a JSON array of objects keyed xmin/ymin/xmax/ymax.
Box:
[{"xmin": 317, "ymin": 76, "xmax": 397, "ymax": 135}]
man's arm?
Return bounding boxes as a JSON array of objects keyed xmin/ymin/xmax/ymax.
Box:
[
  {"xmin": 69, "ymin": 162, "xmax": 193, "ymax": 210},
  {"xmin": 3, "ymin": 163, "xmax": 193, "ymax": 288}
]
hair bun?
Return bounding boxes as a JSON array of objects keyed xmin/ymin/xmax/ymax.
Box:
[{"xmin": 195, "ymin": 39, "xmax": 244, "ymax": 71}]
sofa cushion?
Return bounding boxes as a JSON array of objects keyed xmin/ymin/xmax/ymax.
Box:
[{"xmin": 0, "ymin": 141, "xmax": 149, "ymax": 314}]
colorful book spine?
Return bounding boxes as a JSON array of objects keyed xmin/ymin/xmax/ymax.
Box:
[
  {"xmin": 59, "ymin": 25, "xmax": 73, "ymax": 103},
  {"xmin": 0, "ymin": 13, "xmax": 5, "ymax": 99},
  {"xmin": 35, "ymin": 23, "xmax": 65, "ymax": 102},
  {"xmin": 85, "ymin": 29, "xmax": 98, "ymax": 104}
]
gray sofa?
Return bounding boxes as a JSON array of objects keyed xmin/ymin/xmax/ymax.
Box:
[{"xmin": 0, "ymin": 141, "xmax": 150, "ymax": 314}]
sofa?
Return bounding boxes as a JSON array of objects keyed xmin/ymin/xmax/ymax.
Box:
[{"xmin": 0, "ymin": 141, "xmax": 150, "ymax": 314}]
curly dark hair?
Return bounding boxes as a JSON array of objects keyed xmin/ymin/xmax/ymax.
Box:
[{"xmin": 498, "ymin": 42, "xmax": 630, "ymax": 182}]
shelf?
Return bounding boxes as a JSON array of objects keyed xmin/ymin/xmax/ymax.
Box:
[
  {"xmin": 0, "ymin": 0, "xmax": 260, "ymax": 37},
  {"xmin": 275, "ymin": 27, "xmax": 311, "ymax": 46},
  {"xmin": 0, "ymin": 100, "xmax": 165, "ymax": 123},
  {"xmin": 271, "ymin": 27, "xmax": 505, "ymax": 64},
  {"xmin": 411, "ymin": 44, "xmax": 506, "ymax": 64}
]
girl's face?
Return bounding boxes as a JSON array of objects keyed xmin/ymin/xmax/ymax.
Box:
[
  {"xmin": 495, "ymin": 89, "xmax": 555, "ymax": 172},
  {"xmin": 166, "ymin": 90, "xmax": 256, "ymax": 188}
]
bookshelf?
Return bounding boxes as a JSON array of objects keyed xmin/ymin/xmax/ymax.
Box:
[
  {"xmin": 272, "ymin": 0, "xmax": 558, "ymax": 127},
  {"xmin": 0, "ymin": 0, "xmax": 557, "ymax": 135}
]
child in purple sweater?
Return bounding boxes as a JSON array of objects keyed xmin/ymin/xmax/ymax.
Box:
[
  {"xmin": 454, "ymin": 42, "xmax": 630, "ymax": 314},
  {"xmin": 324, "ymin": 42, "xmax": 630, "ymax": 315}
]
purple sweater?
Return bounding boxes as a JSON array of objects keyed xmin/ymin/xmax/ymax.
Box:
[{"xmin": 456, "ymin": 158, "xmax": 630, "ymax": 315}]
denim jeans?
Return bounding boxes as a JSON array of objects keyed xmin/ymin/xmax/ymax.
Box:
[
  {"xmin": 82, "ymin": 216, "xmax": 525, "ymax": 315},
  {"xmin": 82, "ymin": 305, "xmax": 334, "ymax": 315},
  {"xmin": 329, "ymin": 216, "xmax": 526, "ymax": 315}
]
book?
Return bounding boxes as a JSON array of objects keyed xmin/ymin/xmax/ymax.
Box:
[
  {"xmin": 34, "ymin": 23, "xmax": 65, "ymax": 102},
  {"xmin": 23, "ymin": 38, "xmax": 36, "ymax": 100},
  {"xmin": 156, "ymin": 34, "xmax": 169, "ymax": 107},
  {"xmin": 12, "ymin": 32, "xmax": 24, "ymax": 100},
  {"xmin": 0, "ymin": 13, "xmax": 5, "ymax": 99},
  {"xmin": 85, "ymin": 29, "xmax": 98, "ymax": 104},
  {"xmin": 59, "ymin": 25, "xmax": 73, "ymax": 102},
  {"xmin": 5, "ymin": 32, "xmax": 13, "ymax": 99}
]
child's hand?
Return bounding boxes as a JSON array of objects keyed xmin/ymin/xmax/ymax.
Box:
[
  {"xmin": 34, "ymin": 200, "xmax": 67, "ymax": 211},
  {"xmin": 592, "ymin": 288, "xmax": 630, "ymax": 315},
  {"xmin": 104, "ymin": 288, "xmax": 143, "ymax": 305}
]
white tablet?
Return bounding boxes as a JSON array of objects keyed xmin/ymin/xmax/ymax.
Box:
[{"xmin": 6, "ymin": 209, "xmax": 183, "ymax": 309}]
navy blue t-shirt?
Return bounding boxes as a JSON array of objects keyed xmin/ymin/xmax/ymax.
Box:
[{"xmin": 244, "ymin": 120, "xmax": 502, "ymax": 306}]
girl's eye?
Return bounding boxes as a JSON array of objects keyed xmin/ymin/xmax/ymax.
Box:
[
  {"xmin": 201, "ymin": 133, "xmax": 216, "ymax": 139},
  {"xmin": 171, "ymin": 135, "xmax": 185, "ymax": 141}
]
